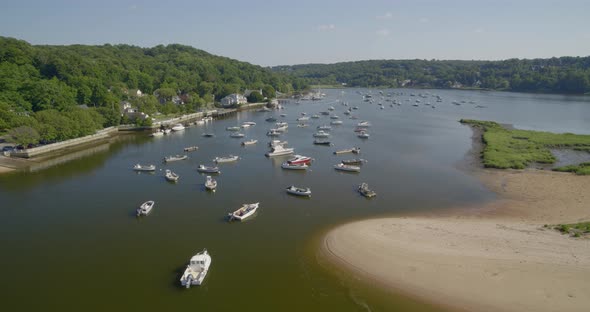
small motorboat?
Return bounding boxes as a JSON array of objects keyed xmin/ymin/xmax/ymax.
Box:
[
  {"xmin": 297, "ymin": 116, "xmax": 309, "ymax": 121},
  {"xmin": 275, "ymin": 122, "xmax": 288, "ymax": 128},
  {"xmin": 266, "ymin": 129, "xmax": 281, "ymax": 137},
  {"xmin": 354, "ymin": 127, "xmax": 368, "ymax": 132},
  {"xmin": 241, "ymin": 139, "xmax": 258, "ymax": 146},
  {"xmin": 205, "ymin": 176, "xmax": 217, "ymax": 191},
  {"xmin": 241, "ymin": 121, "xmax": 256, "ymax": 127},
  {"xmin": 313, "ymin": 131, "xmax": 330, "ymax": 138},
  {"xmin": 137, "ymin": 200, "xmax": 155, "ymax": 216},
  {"xmin": 171, "ymin": 124, "xmax": 185, "ymax": 131},
  {"xmin": 341, "ymin": 158, "xmax": 367, "ymax": 165},
  {"xmin": 357, "ymin": 121, "xmax": 371, "ymax": 127},
  {"xmin": 214, "ymin": 155, "xmax": 239, "ymax": 163},
  {"xmin": 165, "ymin": 169, "xmax": 180, "ymax": 182},
  {"xmin": 330, "ymin": 115, "xmax": 340, "ymax": 120},
  {"xmin": 327, "ymin": 106, "xmax": 335, "ymax": 111},
  {"xmin": 230, "ymin": 133, "xmax": 245, "ymax": 138},
  {"xmin": 164, "ymin": 155, "xmax": 188, "ymax": 162},
  {"xmin": 357, "ymin": 131, "xmax": 370, "ymax": 139},
  {"xmin": 334, "ymin": 163, "xmax": 361, "ymax": 172},
  {"xmin": 281, "ymin": 162, "xmax": 309, "ymax": 170},
  {"xmin": 297, "ymin": 123, "xmax": 308, "ymax": 128},
  {"xmin": 180, "ymin": 249, "xmax": 212, "ymax": 288},
  {"xmin": 184, "ymin": 146, "xmax": 199, "ymax": 152},
  {"xmin": 313, "ymin": 140, "xmax": 332, "ymax": 145},
  {"xmin": 150, "ymin": 130, "xmax": 164, "ymax": 137},
  {"xmin": 133, "ymin": 164, "xmax": 156, "ymax": 171},
  {"xmin": 358, "ymin": 183, "xmax": 377, "ymax": 198},
  {"xmin": 330, "ymin": 120, "xmax": 343, "ymax": 125},
  {"xmin": 197, "ymin": 165, "xmax": 220, "ymax": 174},
  {"xmin": 285, "ymin": 185, "xmax": 312, "ymax": 197},
  {"xmin": 334, "ymin": 147, "xmax": 361, "ymax": 155},
  {"xmin": 226, "ymin": 126, "xmax": 241, "ymax": 131},
  {"xmin": 163, "ymin": 129, "xmax": 172, "ymax": 134},
  {"xmin": 287, "ymin": 155, "xmax": 312, "ymax": 165},
  {"xmin": 317, "ymin": 125, "xmax": 332, "ymax": 131},
  {"xmin": 311, "ymin": 114, "xmax": 320, "ymax": 119},
  {"xmin": 228, "ymin": 202, "xmax": 259, "ymax": 221}
]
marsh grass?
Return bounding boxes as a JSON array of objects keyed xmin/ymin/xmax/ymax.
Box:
[{"xmin": 460, "ymin": 119, "xmax": 590, "ymax": 172}]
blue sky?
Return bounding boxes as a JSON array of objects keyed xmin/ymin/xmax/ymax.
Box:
[{"xmin": 1, "ymin": 0, "xmax": 589, "ymax": 66}]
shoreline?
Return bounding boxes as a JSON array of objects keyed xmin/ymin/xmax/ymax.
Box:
[{"xmin": 320, "ymin": 128, "xmax": 590, "ymax": 311}]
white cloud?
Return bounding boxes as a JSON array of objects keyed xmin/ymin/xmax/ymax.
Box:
[
  {"xmin": 317, "ymin": 24, "xmax": 336, "ymax": 31},
  {"xmin": 376, "ymin": 12, "xmax": 393, "ymax": 20},
  {"xmin": 376, "ymin": 28, "xmax": 390, "ymax": 36},
  {"xmin": 419, "ymin": 17, "xmax": 429, "ymax": 23}
]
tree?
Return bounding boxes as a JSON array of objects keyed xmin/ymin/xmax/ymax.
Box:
[
  {"xmin": 247, "ymin": 91, "xmax": 264, "ymax": 103},
  {"xmin": 96, "ymin": 107, "xmax": 121, "ymax": 127},
  {"xmin": 262, "ymin": 85, "xmax": 276, "ymax": 99},
  {"xmin": 7, "ymin": 126, "xmax": 40, "ymax": 147}
]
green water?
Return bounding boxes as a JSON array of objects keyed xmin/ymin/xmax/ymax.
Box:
[{"xmin": 1, "ymin": 89, "xmax": 588, "ymax": 311}]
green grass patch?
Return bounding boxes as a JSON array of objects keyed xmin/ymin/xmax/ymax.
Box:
[
  {"xmin": 553, "ymin": 162, "xmax": 590, "ymax": 175},
  {"xmin": 553, "ymin": 222, "xmax": 590, "ymax": 237},
  {"xmin": 460, "ymin": 119, "xmax": 590, "ymax": 170}
]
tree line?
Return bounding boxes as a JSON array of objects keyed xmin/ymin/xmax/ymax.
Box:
[
  {"xmin": 273, "ymin": 57, "xmax": 590, "ymax": 94},
  {"xmin": 0, "ymin": 37, "xmax": 308, "ymax": 146}
]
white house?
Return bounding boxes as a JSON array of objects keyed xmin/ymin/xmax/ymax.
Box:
[{"xmin": 220, "ymin": 94, "xmax": 247, "ymax": 107}]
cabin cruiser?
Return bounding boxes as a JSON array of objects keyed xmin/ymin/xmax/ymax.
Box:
[
  {"xmin": 287, "ymin": 155, "xmax": 312, "ymax": 165},
  {"xmin": 214, "ymin": 155, "xmax": 239, "ymax": 163},
  {"xmin": 180, "ymin": 249, "xmax": 212, "ymax": 288},
  {"xmin": 265, "ymin": 144, "xmax": 294, "ymax": 157}
]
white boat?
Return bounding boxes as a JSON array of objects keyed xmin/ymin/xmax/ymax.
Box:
[
  {"xmin": 242, "ymin": 121, "xmax": 256, "ymax": 126},
  {"xmin": 286, "ymin": 185, "xmax": 312, "ymax": 197},
  {"xmin": 330, "ymin": 120, "xmax": 343, "ymax": 125},
  {"xmin": 317, "ymin": 125, "xmax": 332, "ymax": 131},
  {"xmin": 180, "ymin": 249, "xmax": 212, "ymax": 288},
  {"xmin": 205, "ymin": 176, "xmax": 217, "ymax": 191},
  {"xmin": 358, "ymin": 183, "xmax": 377, "ymax": 198},
  {"xmin": 275, "ymin": 125, "xmax": 288, "ymax": 132},
  {"xmin": 328, "ymin": 106, "xmax": 335, "ymax": 111},
  {"xmin": 275, "ymin": 122, "xmax": 288, "ymax": 128},
  {"xmin": 334, "ymin": 147, "xmax": 361, "ymax": 155},
  {"xmin": 330, "ymin": 115, "xmax": 340, "ymax": 120},
  {"xmin": 133, "ymin": 164, "xmax": 156, "ymax": 171},
  {"xmin": 184, "ymin": 146, "xmax": 199, "ymax": 152},
  {"xmin": 165, "ymin": 169, "xmax": 180, "ymax": 182},
  {"xmin": 357, "ymin": 121, "xmax": 371, "ymax": 127},
  {"xmin": 203, "ymin": 116, "xmax": 213, "ymax": 122},
  {"xmin": 150, "ymin": 130, "xmax": 164, "ymax": 137},
  {"xmin": 269, "ymin": 140, "xmax": 288, "ymax": 147},
  {"xmin": 266, "ymin": 129, "xmax": 281, "ymax": 136},
  {"xmin": 357, "ymin": 131, "xmax": 370, "ymax": 139},
  {"xmin": 281, "ymin": 162, "xmax": 309, "ymax": 170},
  {"xmin": 297, "ymin": 116, "xmax": 309, "ymax": 121},
  {"xmin": 228, "ymin": 202, "xmax": 259, "ymax": 221},
  {"xmin": 171, "ymin": 124, "xmax": 185, "ymax": 131},
  {"xmin": 297, "ymin": 123, "xmax": 308, "ymax": 128},
  {"xmin": 280, "ymin": 113, "xmax": 287, "ymax": 117},
  {"xmin": 334, "ymin": 163, "xmax": 361, "ymax": 172},
  {"xmin": 136, "ymin": 200, "xmax": 155, "ymax": 216},
  {"xmin": 230, "ymin": 133, "xmax": 245, "ymax": 138},
  {"xmin": 214, "ymin": 155, "xmax": 239, "ymax": 163},
  {"xmin": 241, "ymin": 139, "xmax": 258, "ymax": 146},
  {"xmin": 311, "ymin": 114, "xmax": 320, "ymax": 119},
  {"xmin": 226, "ymin": 126, "xmax": 241, "ymax": 131},
  {"xmin": 163, "ymin": 129, "xmax": 172, "ymax": 135},
  {"xmin": 341, "ymin": 158, "xmax": 367, "ymax": 165},
  {"xmin": 197, "ymin": 165, "xmax": 220, "ymax": 174},
  {"xmin": 164, "ymin": 154, "xmax": 188, "ymax": 162},
  {"xmin": 313, "ymin": 131, "xmax": 330, "ymax": 138},
  {"xmin": 265, "ymin": 144, "xmax": 294, "ymax": 157}
]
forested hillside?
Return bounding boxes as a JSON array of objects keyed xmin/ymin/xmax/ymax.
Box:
[
  {"xmin": 273, "ymin": 57, "xmax": 590, "ymax": 94},
  {"xmin": 0, "ymin": 37, "xmax": 307, "ymax": 144}
]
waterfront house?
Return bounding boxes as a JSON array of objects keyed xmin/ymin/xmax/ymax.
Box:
[{"xmin": 220, "ymin": 94, "xmax": 247, "ymax": 107}]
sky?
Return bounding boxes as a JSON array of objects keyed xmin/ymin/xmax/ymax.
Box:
[{"xmin": 1, "ymin": 0, "xmax": 589, "ymax": 66}]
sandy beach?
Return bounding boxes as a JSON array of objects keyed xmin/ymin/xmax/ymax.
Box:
[{"xmin": 322, "ymin": 169, "xmax": 590, "ymax": 312}]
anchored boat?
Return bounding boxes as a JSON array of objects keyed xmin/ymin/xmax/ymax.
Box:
[
  {"xmin": 180, "ymin": 249, "xmax": 212, "ymax": 288},
  {"xmin": 137, "ymin": 200, "xmax": 155, "ymax": 216},
  {"xmin": 164, "ymin": 155, "xmax": 188, "ymax": 162},
  {"xmin": 205, "ymin": 176, "xmax": 217, "ymax": 191},
  {"xmin": 358, "ymin": 183, "xmax": 377, "ymax": 198},
  {"xmin": 286, "ymin": 185, "xmax": 312, "ymax": 197},
  {"xmin": 165, "ymin": 169, "xmax": 180, "ymax": 182},
  {"xmin": 228, "ymin": 203, "xmax": 259, "ymax": 221},
  {"xmin": 214, "ymin": 155, "xmax": 239, "ymax": 163},
  {"xmin": 133, "ymin": 164, "xmax": 156, "ymax": 171},
  {"xmin": 197, "ymin": 165, "xmax": 220, "ymax": 174},
  {"xmin": 334, "ymin": 163, "xmax": 361, "ymax": 172}
]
